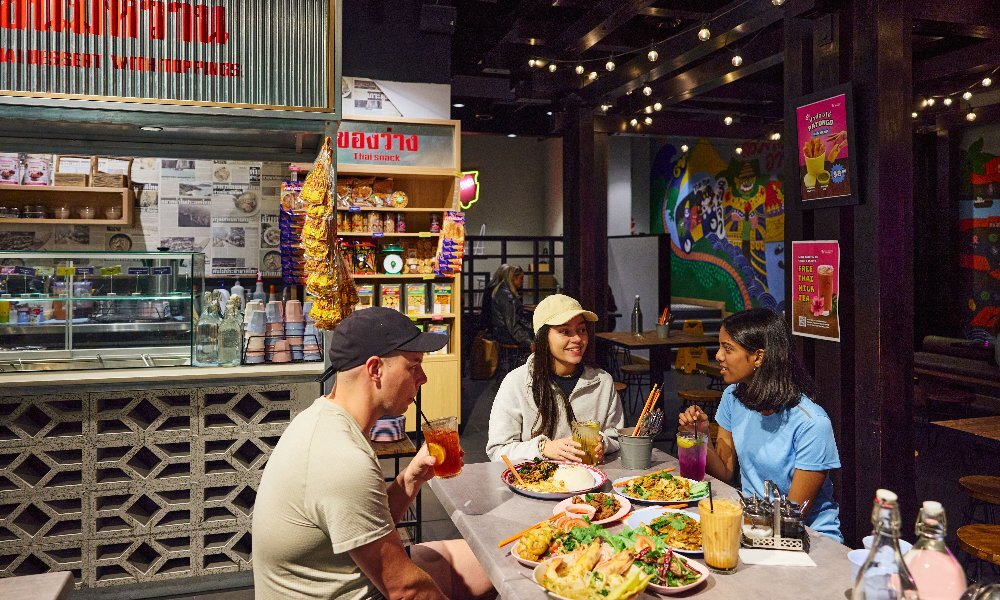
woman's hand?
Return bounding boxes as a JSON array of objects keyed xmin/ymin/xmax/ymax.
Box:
[
  {"xmin": 678, "ymin": 405, "xmax": 709, "ymax": 433},
  {"xmin": 542, "ymin": 437, "xmax": 585, "ymax": 462}
]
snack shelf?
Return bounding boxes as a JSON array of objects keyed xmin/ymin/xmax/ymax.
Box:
[
  {"xmin": 338, "ymin": 232, "xmax": 441, "ymax": 237},
  {"xmin": 0, "ymin": 185, "xmax": 133, "ymax": 225},
  {"xmin": 351, "ymin": 274, "xmax": 451, "ymax": 280}
]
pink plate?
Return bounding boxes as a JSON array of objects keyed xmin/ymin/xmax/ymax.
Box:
[
  {"xmin": 552, "ymin": 493, "xmax": 632, "ymax": 525},
  {"xmin": 645, "ymin": 556, "xmax": 711, "ymax": 595}
]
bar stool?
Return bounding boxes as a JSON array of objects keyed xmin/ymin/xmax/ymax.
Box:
[
  {"xmin": 696, "ymin": 362, "xmax": 725, "ymax": 391},
  {"xmin": 957, "ymin": 524, "xmax": 1000, "ymax": 582},
  {"xmin": 960, "ymin": 476, "xmax": 1000, "ymax": 525},
  {"xmin": 496, "ymin": 343, "xmax": 527, "ymax": 379},
  {"xmin": 678, "ymin": 389, "xmax": 723, "ymax": 421}
]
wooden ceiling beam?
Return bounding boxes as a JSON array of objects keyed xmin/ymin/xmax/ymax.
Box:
[
  {"xmin": 911, "ymin": 0, "xmax": 997, "ymax": 32},
  {"xmin": 912, "ymin": 19, "xmax": 997, "ymax": 40},
  {"xmin": 580, "ymin": 0, "xmax": 800, "ymax": 104},
  {"xmin": 914, "ymin": 37, "xmax": 1000, "ymax": 84},
  {"xmin": 546, "ymin": 0, "xmax": 658, "ymax": 56},
  {"xmin": 638, "ymin": 7, "xmax": 711, "ymax": 21}
]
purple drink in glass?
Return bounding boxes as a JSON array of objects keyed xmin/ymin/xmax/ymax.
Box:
[{"xmin": 677, "ymin": 431, "xmax": 707, "ymax": 481}]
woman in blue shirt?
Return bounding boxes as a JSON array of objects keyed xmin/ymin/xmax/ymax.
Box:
[{"xmin": 678, "ymin": 308, "xmax": 843, "ymax": 542}]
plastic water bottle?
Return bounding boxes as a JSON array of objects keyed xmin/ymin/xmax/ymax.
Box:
[
  {"xmin": 251, "ymin": 271, "xmax": 266, "ymax": 302},
  {"xmin": 230, "ymin": 279, "xmax": 245, "ymax": 309},
  {"xmin": 630, "ymin": 295, "xmax": 642, "ymax": 336},
  {"xmin": 851, "ymin": 489, "xmax": 919, "ymax": 600},
  {"xmin": 904, "ymin": 501, "xmax": 966, "ymax": 599}
]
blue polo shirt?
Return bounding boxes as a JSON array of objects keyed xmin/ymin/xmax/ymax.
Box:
[{"xmin": 716, "ymin": 385, "xmax": 843, "ymax": 543}]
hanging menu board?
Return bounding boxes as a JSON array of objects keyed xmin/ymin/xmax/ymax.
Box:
[
  {"xmin": 0, "ymin": 0, "xmax": 338, "ymax": 113},
  {"xmin": 336, "ymin": 120, "xmax": 457, "ymax": 169}
]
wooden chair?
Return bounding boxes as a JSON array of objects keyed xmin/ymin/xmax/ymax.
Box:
[
  {"xmin": 960, "ymin": 476, "xmax": 1000, "ymax": 525},
  {"xmin": 957, "ymin": 524, "xmax": 1000, "ymax": 581},
  {"xmin": 678, "ymin": 388, "xmax": 723, "ymax": 421}
]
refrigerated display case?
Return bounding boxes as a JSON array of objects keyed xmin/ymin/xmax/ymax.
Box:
[{"xmin": 0, "ymin": 251, "xmax": 204, "ymax": 372}]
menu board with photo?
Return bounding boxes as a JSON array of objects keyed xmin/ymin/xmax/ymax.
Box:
[{"xmin": 795, "ymin": 84, "xmax": 858, "ymax": 209}]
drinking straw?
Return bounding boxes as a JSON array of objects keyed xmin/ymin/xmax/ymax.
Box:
[
  {"xmin": 659, "ymin": 307, "xmax": 668, "ymax": 325},
  {"xmin": 708, "ymin": 481, "xmax": 714, "ymax": 513},
  {"xmin": 419, "ymin": 410, "xmax": 432, "ymax": 427},
  {"xmin": 633, "ymin": 384, "xmax": 659, "ymax": 435}
]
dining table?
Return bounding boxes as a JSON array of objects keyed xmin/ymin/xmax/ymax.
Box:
[
  {"xmin": 596, "ymin": 330, "xmax": 718, "ymax": 387},
  {"xmin": 429, "ymin": 449, "xmax": 854, "ymax": 599}
]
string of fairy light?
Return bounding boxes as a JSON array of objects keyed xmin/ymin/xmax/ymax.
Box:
[{"xmin": 912, "ymin": 67, "xmax": 999, "ymax": 123}]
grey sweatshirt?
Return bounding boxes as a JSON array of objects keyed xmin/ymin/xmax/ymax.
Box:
[{"xmin": 486, "ymin": 356, "xmax": 625, "ymax": 462}]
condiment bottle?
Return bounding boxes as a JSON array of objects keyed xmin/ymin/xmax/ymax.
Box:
[
  {"xmin": 217, "ymin": 296, "xmax": 244, "ymax": 367},
  {"xmin": 251, "ymin": 271, "xmax": 266, "ymax": 302},
  {"xmin": 194, "ymin": 291, "xmax": 222, "ymax": 367},
  {"xmin": 851, "ymin": 489, "xmax": 919, "ymax": 600},
  {"xmin": 230, "ymin": 279, "xmax": 245, "ymax": 309},
  {"xmin": 904, "ymin": 501, "xmax": 966, "ymax": 599},
  {"xmin": 631, "ymin": 295, "xmax": 643, "ymax": 336}
]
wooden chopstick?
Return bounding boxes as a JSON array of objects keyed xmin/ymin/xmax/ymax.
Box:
[
  {"xmin": 501, "ymin": 454, "xmax": 528, "ymax": 488},
  {"xmin": 633, "ymin": 384, "xmax": 659, "ymax": 435},
  {"xmin": 613, "ymin": 467, "xmax": 675, "ymax": 487},
  {"xmin": 497, "ymin": 515, "xmax": 560, "ymax": 548}
]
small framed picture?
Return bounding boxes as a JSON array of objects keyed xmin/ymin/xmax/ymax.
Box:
[{"xmin": 793, "ymin": 83, "xmax": 860, "ymax": 209}]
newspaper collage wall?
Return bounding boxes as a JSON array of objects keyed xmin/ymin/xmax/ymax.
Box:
[{"xmin": 0, "ymin": 159, "xmax": 288, "ymax": 278}]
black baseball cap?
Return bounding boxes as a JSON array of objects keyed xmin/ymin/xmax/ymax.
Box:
[{"xmin": 319, "ymin": 307, "xmax": 448, "ymax": 381}]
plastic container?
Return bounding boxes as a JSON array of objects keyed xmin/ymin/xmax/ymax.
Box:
[
  {"xmin": 53, "ymin": 206, "xmax": 71, "ymax": 219},
  {"xmin": 104, "ymin": 205, "xmax": 122, "ymax": 220}
]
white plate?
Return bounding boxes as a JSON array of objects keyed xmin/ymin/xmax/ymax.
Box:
[
  {"xmin": 625, "ymin": 507, "xmax": 703, "ymax": 555},
  {"xmin": 645, "ymin": 555, "xmax": 711, "ymax": 596},
  {"xmin": 531, "ymin": 557, "xmax": 651, "ymax": 600},
  {"xmin": 612, "ymin": 474, "xmax": 709, "ymax": 505},
  {"xmin": 552, "ymin": 493, "xmax": 632, "ymax": 525},
  {"xmin": 501, "ymin": 461, "xmax": 607, "ymax": 500}
]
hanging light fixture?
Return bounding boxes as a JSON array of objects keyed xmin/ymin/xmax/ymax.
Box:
[
  {"xmin": 911, "ymin": 111, "xmax": 918, "ymax": 118},
  {"xmin": 642, "ymin": 85, "xmax": 653, "ymax": 96},
  {"xmin": 605, "ymin": 59, "xmax": 616, "ymax": 72},
  {"xmin": 735, "ymin": 147, "xmax": 743, "ymax": 155},
  {"xmin": 648, "ymin": 49, "xmax": 659, "ymax": 62},
  {"xmin": 697, "ymin": 24, "xmax": 711, "ymax": 42},
  {"xmin": 770, "ymin": 132, "xmax": 781, "ymax": 141},
  {"xmin": 926, "ymin": 97, "xmax": 936, "ymax": 107},
  {"xmin": 644, "ymin": 117, "xmax": 653, "ymax": 126},
  {"xmin": 575, "ymin": 65, "xmax": 585, "ymax": 75},
  {"xmin": 653, "ymin": 102, "xmax": 662, "ymax": 111},
  {"xmin": 548, "ymin": 63, "xmax": 557, "ymax": 72},
  {"xmin": 588, "ymin": 71, "xmax": 598, "ymax": 81},
  {"xmin": 943, "ymin": 97, "xmax": 953, "ymax": 106},
  {"xmin": 681, "ymin": 144, "xmax": 690, "ymax": 152},
  {"xmin": 723, "ymin": 115, "xmax": 734, "ymax": 126},
  {"xmin": 731, "ymin": 52, "xmax": 743, "ymax": 68},
  {"xmin": 983, "ymin": 77, "xmax": 993, "ymax": 87},
  {"xmin": 963, "ymin": 91, "xmax": 973, "ymax": 100},
  {"xmin": 528, "ymin": 59, "xmax": 537, "ymax": 67},
  {"xmin": 629, "ymin": 118, "xmax": 639, "ymax": 127},
  {"xmin": 772, "ymin": 0, "xmax": 785, "ymax": 5},
  {"xmin": 600, "ymin": 103, "xmax": 612, "ymax": 112},
  {"xmin": 644, "ymin": 105, "xmax": 653, "ymax": 114},
  {"xmin": 919, "ymin": 98, "xmax": 928, "ymax": 108},
  {"xmin": 966, "ymin": 111, "xmax": 977, "ymax": 121}
]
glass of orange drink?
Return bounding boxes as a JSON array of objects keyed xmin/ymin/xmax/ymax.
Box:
[{"xmin": 422, "ymin": 416, "xmax": 463, "ymax": 478}]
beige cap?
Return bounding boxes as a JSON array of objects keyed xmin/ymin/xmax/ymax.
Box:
[{"xmin": 532, "ymin": 294, "xmax": 599, "ymax": 334}]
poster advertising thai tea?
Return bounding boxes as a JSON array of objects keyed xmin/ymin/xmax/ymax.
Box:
[
  {"xmin": 791, "ymin": 240, "xmax": 841, "ymax": 342},
  {"xmin": 796, "ymin": 92, "xmax": 852, "ymax": 203}
]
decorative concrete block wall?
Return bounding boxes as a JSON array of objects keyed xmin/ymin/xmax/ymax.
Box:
[{"xmin": 0, "ymin": 381, "xmax": 315, "ymax": 589}]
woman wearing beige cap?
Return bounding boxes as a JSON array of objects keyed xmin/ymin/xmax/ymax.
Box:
[{"xmin": 486, "ymin": 294, "xmax": 625, "ymax": 463}]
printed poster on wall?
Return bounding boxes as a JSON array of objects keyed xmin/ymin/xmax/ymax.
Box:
[
  {"xmin": 791, "ymin": 241, "xmax": 841, "ymax": 342},
  {"xmin": 796, "ymin": 86, "xmax": 855, "ymax": 207}
]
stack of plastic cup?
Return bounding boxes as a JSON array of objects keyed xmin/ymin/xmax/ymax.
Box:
[
  {"xmin": 302, "ymin": 300, "xmax": 322, "ymax": 361},
  {"xmin": 284, "ymin": 300, "xmax": 305, "ymax": 361},
  {"xmin": 264, "ymin": 301, "xmax": 284, "ymax": 362},
  {"xmin": 244, "ymin": 309, "xmax": 266, "ymax": 364}
]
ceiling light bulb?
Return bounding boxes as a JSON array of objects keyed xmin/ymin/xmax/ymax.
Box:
[
  {"xmin": 966, "ymin": 111, "xmax": 977, "ymax": 121},
  {"xmin": 575, "ymin": 65, "xmax": 585, "ymax": 75},
  {"xmin": 735, "ymin": 147, "xmax": 743, "ymax": 155},
  {"xmin": 452, "ymin": 102, "xmax": 465, "ymax": 108},
  {"xmin": 983, "ymin": 77, "xmax": 993, "ymax": 87},
  {"xmin": 943, "ymin": 97, "xmax": 953, "ymax": 106},
  {"xmin": 698, "ymin": 25, "xmax": 711, "ymax": 42},
  {"xmin": 642, "ymin": 85, "xmax": 652, "ymax": 96},
  {"xmin": 644, "ymin": 105, "xmax": 653, "ymax": 114},
  {"xmin": 770, "ymin": 132, "xmax": 781, "ymax": 141},
  {"xmin": 911, "ymin": 111, "xmax": 918, "ymax": 118},
  {"xmin": 644, "ymin": 117, "xmax": 653, "ymax": 126},
  {"xmin": 548, "ymin": 63, "xmax": 557, "ymax": 72},
  {"xmin": 731, "ymin": 54, "xmax": 743, "ymax": 67},
  {"xmin": 629, "ymin": 118, "xmax": 638, "ymax": 127},
  {"xmin": 588, "ymin": 71, "xmax": 598, "ymax": 80},
  {"xmin": 546, "ymin": 111, "xmax": 553, "ymax": 116},
  {"xmin": 772, "ymin": 0, "xmax": 785, "ymax": 5},
  {"xmin": 723, "ymin": 115, "xmax": 734, "ymax": 126},
  {"xmin": 528, "ymin": 59, "xmax": 537, "ymax": 68},
  {"xmin": 926, "ymin": 98, "xmax": 935, "ymax": 106},
  {"xmin": 681, "ymin": 144, "xmax": 689, "ymax": 152},
  {"xmin": 605, "ymin": 60, "xmax": 616, "ymax": 72},
  {"xmin": 919, "ymin": 98, "xmax": 928, "ymax": 108},
  {"xmin": 600, "ymin": 104, "xmax": 611, "ymax": 112},
  {"xmin": 963, "ymin": 91, "xmax": 973, "ymax": 100},
  {"xmin": 648, "ymin": 49, "xmax": 659, "ymax": 62},
  {"xmin": 653, "ymin": 102, "xmax": 662, "ymax": 111}
]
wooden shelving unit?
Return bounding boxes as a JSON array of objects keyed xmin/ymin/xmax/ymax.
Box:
[
  {"xmin": 338, "ymin": 116, "xmax": 462, "ymax": 429},
  {"xmin": 0, "ymin": 185, "xmax": 133, "ymax": 225}
]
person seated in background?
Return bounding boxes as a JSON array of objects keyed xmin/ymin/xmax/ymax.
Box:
[
  {"xmin": 486, "ymin": 294, "xmax": 625, "ymax": 462},
  {"xmin": 678, "ymin": 307, "xmax": 843, "ymax": 543},
  {"xmin": 485, "ymin": 264, "xmax": 534, "ymax": 355}
]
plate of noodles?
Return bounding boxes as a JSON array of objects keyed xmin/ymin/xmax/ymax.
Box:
[{"xmin": 501, "ymin": 459, "xmax": 606, "ymax": 500}]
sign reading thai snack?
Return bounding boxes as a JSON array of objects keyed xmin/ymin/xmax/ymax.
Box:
[
  {"xmin": 791, "ymin": 240, "xmax": 841, "ymax": 342},
  {"xmin": 794, "ymin": 84, "xmax": 858, "ymax": 209},
  {"xmin": 0, "ymin": 0, "xmax": 336, "ymax": 112},
  {"xmin": 336, "ymin": 120, "xmax": 457, "ymax": 169}
]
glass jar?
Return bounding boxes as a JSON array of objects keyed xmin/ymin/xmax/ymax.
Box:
[
  {"xmin": 78, "ymin": 205, "xmax": 96, "ymax": 219},
  {"xmin": 104, "ymin": 205, "xmax": 122, "ymax": 220},
  {"xmin": 24, "ymin": 205, "xmax": 46, "ymax": 219},
  {"xmin": 53, "ymin": 205, "xmax": 71, "ymax": 219}
]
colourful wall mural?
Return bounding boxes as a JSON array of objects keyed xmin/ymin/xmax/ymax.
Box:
[
  {"xmin": 652, "ymin": 139, "xmax": 785, "ymax": 314},
  {"xmin": 960, "ymin": 134, "xmax": 1000, "ymax": 341}
]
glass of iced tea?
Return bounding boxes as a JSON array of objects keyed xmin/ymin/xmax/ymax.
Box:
[
  {"xmin": 571, "ymin": 420, "xmax": 602, "ymax": 465},
  {"xmin": 698, "ymin": 497, "xmax": 743, "ymax": 574},
  {"xmin": 422, "ymin": 416, "xmax": 463, "ymax": 478}
]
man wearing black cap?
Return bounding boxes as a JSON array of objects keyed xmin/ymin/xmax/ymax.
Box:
[{"xmin": 253, "ymin": 308, "xmax": 493, "ymax": 600}]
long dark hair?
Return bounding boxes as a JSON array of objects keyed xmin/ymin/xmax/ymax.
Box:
[
  {"xmin": 531, "ymin": 321, "xmax": 604, "ymax": 438},
  {"xmin": 722, "ymin": 308, "xmax": 816, "ymax": 413}
]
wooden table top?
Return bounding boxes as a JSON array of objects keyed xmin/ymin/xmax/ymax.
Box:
[
  {"xmin": 931, "ymin": 415, "xmax": 1000, "ymax": 443},
  {"xmin": 596, "ymin": 330, "xmax": 717, "ymax": 349}
]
